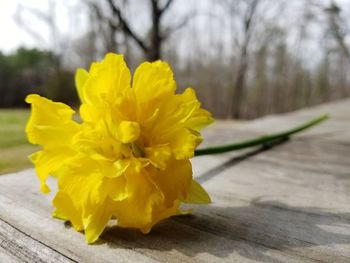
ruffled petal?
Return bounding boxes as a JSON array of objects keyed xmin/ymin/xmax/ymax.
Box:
[
  {"xmin": 150, "ymin": 159, "xmax": 192, "ymax": 207},
  {"xmin": 117, "ymin": 121, "xmax": 140, "ymax": 143},
  {"xmin": 132, "ymin": 61, "xmax": 176, "ymax": 104},
  {"xmin": 181, "ymin": 88, "xmax": 214, "ymax": 130},
  {"xmin": 182, "ymin": 180, "xmax": 211, "ymax": 204},
  {"xmin": 83, "ymin": 53, "xmax": 131, "ymax": 105},
  {"xmin": 145, "ymin": 145, "xmax": 171, "ymax": 170},
  {"xmin": 57, "ymin": 161, "xmax": 105, "ymax": 207},
  {"xmin": 25, "ymin": 94, "xmax": 80, "ymax": 192},
  {"xmin": 113, "ymin": 170, "xmax": 162, "ymax": 230},
  {"xmin": 75, "ymin": 68, "xmax": 89, "ymax": 103},
  {"xmin": 185, "ymin": 108, "xmax": 214, "ymax": 131},
  {"xmin": 29, "ymin": 149, "xmax": 76, "ymax": 193},
  {"xmin": 53, "ymin": 192, "xmax": 84, "ymax": 231},
  {"xmin": 169, "ymin": 128, "xmax": 202, "ymax": 159},
  {"xmin": 25, "ymin": 94, "xmax": 79, "ymax": 147},
  {"xmin": 148, "ymin": 88, "xmax": 212, "ymax": 157},
  {"xmin": 53, "ymin": 158, "xmax": 128, "ymax": 243},
  {"xmin": 83, "ymin": 200, "xmax": 112, "ymax": 243}
]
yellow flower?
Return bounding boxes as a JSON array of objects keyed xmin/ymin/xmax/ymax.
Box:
[{"xmin": 25, "ymin": 53, "xmax": 213, "ymax": 243}]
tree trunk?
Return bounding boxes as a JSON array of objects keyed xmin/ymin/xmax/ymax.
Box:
[
  {"xmin": 148, "ymin": 0, "xmax": 162, "ymax": 61},
  {"xmin": 232, "ymin": 59, "xmax": 247, "ymax": 119},
  {"xmin": 231, "ymin": 0, "xmax": 260, "ymax": 119}
]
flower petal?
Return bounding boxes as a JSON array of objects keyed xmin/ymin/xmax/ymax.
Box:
[
  {"xmin": 148, "ymin": 88, "xmax": 211, "ymax": 156},
  {"xmin": 145, "ymin": 145, "xmax": 171, "ymax": 170},
  {"xmin": 53, "ymin": 158, "xmax": 125, "ymax": 242},
  {"xmin": 52, "ymin": 192, "xmax": 84, "ymax": 231},
  {"xmin": 83, "ymin": 53, "xmax": 131, "ymax": 105},
  {"xmin": 104, "ymin": 176, "xmax": 128, "ymax": 201},
  {"xmin": 29, "ymin": 149, "xmax": 76, "ymax": 193},
  {"xmin": 182, "ymin": 180, "xmax": 211, "ymax": 204},
  {"xmin": 150, "ymin": 159, "xmax": 192, "ymax": 207},
  {"xmin": 181, "ymin": 88, "xmax": 214, "ymax": 130},
  {"xmin": 83, "ymin": 201, "xmax": 112, "ymax": 244},
  {"xmin": 25, "ymin": 94, "xmax": 79, "ymax": 147},
  {"xmin": 75, "ymin": 68, "xmax": 89, "ymax": 103},
  {"xmin": 113, "ymin": 170, "xmax": 162, "ymax": 230},
  {"xmin": 169, "ymin": 128, "xmax": 202, "ymax": 159},
  {"xmin": 133, "ymin": 61, "xmax": 176, "ymax": 103},
  {"xmin": 117, "ymin": 121, "xmax": 140, "ymax": 143},
  {"xmin": 185, "ymin": 108, "xmax": 214, "ymax": 131},
  {"xmin": 25, "ymin": 94, "xmax": 80, "ymax": 192}
]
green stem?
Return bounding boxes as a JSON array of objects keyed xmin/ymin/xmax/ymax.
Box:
[{"xmin": 194, "ymin": 114, "xmax": 329, "ymax": 156}]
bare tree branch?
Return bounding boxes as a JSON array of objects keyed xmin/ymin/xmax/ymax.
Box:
[
  {"xmin": 324, "ymin": 1, "xmax": 350, "ymax": 60},
  {"xmin": 243, "ymin": 0, "xmax": 260, "ymax": 46},
  {"xmin": 88, "ymin": 1, "xmax": 119, "ymax": 52},
  {"xmin": 14, "ymin": 0, "xmax": 61, "ymax": 57},
  {"xmin": 161, "ymin": 0, "xmax": 174, "ymax": 13},
  {"xmin": 14, "ymin": 5, "xmax": 47, "ymax": 44},
  {"xmin": 86, "ymin": 0, "xmax": 182, "ymax": 60},
  {"xmin": 106, "ymin": 0, "xmax": 148, "ymax": 53},
  {"xmin": 231, "ymin": 0, "xmax": 261, "ymax": 118},
  {"xmin": 163, "ymin": 12, "xmax": 197, "ymax": 39}
]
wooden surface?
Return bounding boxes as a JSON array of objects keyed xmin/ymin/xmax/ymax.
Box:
[{"xmin": 1, "ymin": 99, "xmax": 350, "ymax": 262}]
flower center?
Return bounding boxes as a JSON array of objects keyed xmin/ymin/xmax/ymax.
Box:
[
  {"xmin": 117, "ymin": 121, "xmax": 140, "ymax": 144},
  {"xmin": 131, "ymin": 142, "xmax": 145, "ymax": 158}
]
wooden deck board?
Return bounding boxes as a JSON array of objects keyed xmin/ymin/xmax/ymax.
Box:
[{"xmin": 1, "ymin": 99, "xmax": 349, "ymax": 262}]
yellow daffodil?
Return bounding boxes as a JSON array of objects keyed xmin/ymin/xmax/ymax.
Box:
[{"xmin": 25, "ymin": 53, "xmax": 213, "ymax": 243}]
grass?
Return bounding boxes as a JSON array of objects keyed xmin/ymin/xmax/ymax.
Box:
[{"xmin": 0, "ymin": 109, "xmax": 38, "ymax": 174}]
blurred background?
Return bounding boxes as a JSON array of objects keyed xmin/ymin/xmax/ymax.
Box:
[{"xmin": 0, "ymin": 0, "xmax": 349, "ymax": 173}]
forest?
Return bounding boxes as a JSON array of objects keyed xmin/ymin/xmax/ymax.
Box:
[{"xmin": 1, "ymin": 0, "xmax": 349, "ymax": 119}]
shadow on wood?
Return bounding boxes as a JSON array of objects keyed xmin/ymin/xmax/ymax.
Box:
[{"xmin": 91, "ymin": 198, "xmax": 350, "ymax": 263}]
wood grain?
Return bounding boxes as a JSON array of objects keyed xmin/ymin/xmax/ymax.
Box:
[{"xmin": 1, "ymin": 98, "xmax": 349, "ymax": 262}]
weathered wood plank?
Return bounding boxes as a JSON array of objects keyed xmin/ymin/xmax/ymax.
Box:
[
  {"xmin": 0, "ymin": 245, "xmax": 19, "ymax": 263},
  {"xmin": 194, "ymin": 98, "xmax": 350, "ymax": 178},
  {"xmin": 0, "ymin": 216, "xmax": 74, "ymax": 263},
  {"xmin": 193, "ymin": 100, "xmax": 350, "ymax": 262},
  {"xmin": 0, "ymin": 170, "xmax": 317, "ymax": 263},
  {"xmin": 0, "ymin": 184, "xmax": 160, "ymax": 263},
  {"xmin": 1, "ymin": 98, "xmax": 350, "ymax": 262}
]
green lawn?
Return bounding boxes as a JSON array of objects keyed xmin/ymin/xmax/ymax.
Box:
[{"xmin": 0, "ymin": 109, "xmax": 38, "ymax": 174}]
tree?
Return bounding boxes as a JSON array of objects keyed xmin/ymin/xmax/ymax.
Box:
[
  {"xmin": 221, "ymin": 0, "xmax": 261, "ymax": 118},
  {"xmin": 0, "ymin": 48, "xmax": 59, "ymax": 107},
  {"xmin": 324, "ymin": 1, "xmax": 350, "ymax": 62},
  {"xmin": 87, "ymin": 0, "xmax": 194, "ymax": 61}
]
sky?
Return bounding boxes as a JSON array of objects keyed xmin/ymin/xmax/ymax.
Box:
[
  {"xmin": 0, "ymin": 0, "xmax": 349, "ymax": 65},
  {"xmin": 0, "ymin": 0, "xmax": 82, "ymax": 53},
  {"xmin": 0, "ymin": 1, "xmax": 36, "ymax": 53}
]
